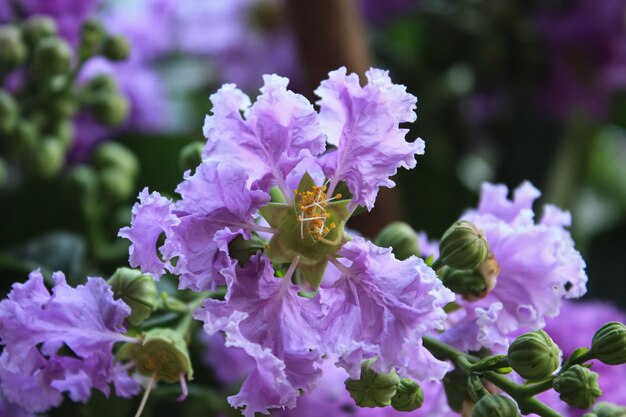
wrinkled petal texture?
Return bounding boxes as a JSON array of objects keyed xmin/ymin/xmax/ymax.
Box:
[
  {"xmin": 203, "ymin": 75, "xmax": 325, "ymax": 192},
  {"xmin": 194, "ymin": 255, "xmax": 323, "ymax": 417},
  {"xmin": 0, "ymin": 271, "xmax": 139, "ymax": 412},
  {"xmin": 316, "ymin": 67, "xmax": 422, "ymax": 210},
  {"xmin": 317, "ymin": 237, "xmax": 454, "ymax": 381},
  {"xmin": 453, "ymin": 182, "xmax": 587, "ymax": 350}
]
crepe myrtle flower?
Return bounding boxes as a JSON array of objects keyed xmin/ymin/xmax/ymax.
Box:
[
  {"xmin": 122, "ymin": 67, "xmax": 453, "ymax": 415},
  {"xmin": 439, "ymin": 182, "xmax": 588, "ymax": 352},
  {"xmin": 0, "ymin": 270, "xmax": 140, "ymax": 413}
]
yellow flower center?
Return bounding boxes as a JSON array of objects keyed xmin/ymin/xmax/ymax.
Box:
[{"xmin": 294, "ymin": 184, "xmax": 340, "ymax": 241}]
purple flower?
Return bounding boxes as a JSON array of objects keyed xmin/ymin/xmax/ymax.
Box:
[
  {"xmin": 318, "ymin": 237, "xmax": 454, "ymax": 381},
  {"xmin": 0, "ymin": 392, "xmax": 34, "ymax": 417},
  {"xmin": 194, "ymin": 254, "xmax": 324, "ymax": 417},
  {"xmin": 535, "ymin": 0, "xmax": 626, "ymax": 118},
  {"xmin": 316, "ymin": 68, "xmax": 423, "ymax": 210},
  {"xmin": 202, "ymin": 75, "xmax": 326, "ymax": 194},
  {"xmin": 202, "ymin": 332, "xmax": 255, "ymax": 385},
  {"xmin": 441, "ymin": 182, "xmax": 587, "ymax": 351},
  {"xmin": 0, "ymin": 270, "xmax": 139, "ymax": 412},
  {"xmin": 120, "ymin": 162, "xmax": 270, "ymax": 291}
]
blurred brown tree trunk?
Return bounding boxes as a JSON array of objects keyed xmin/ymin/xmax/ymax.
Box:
[{"xmin": 285, "ymin": 0, "xmax": 405, "ymax": 237}]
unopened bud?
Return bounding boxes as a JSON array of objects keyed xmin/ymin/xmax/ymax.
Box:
[
  {"xmin": 553, "ymin": 365, "xmax": 602, "ymax": 409},
  {"xmin": 108, "ymin": 267, "xmax": 159, "ymax": 326},
  {"xmin": 0, "ymin": 90, "xmax": 18, "ymax": 134},
  {"xmin": 0, "ymin": 157, "xmax": 7, "ymax": 188},
  {"xmin": 391, "ymin": 378, "xmax": 424, "ymax": 412},
  {"xmin": 345, "ymin": 359, "xmax": 400, "ymax": 408},
  {"xmin": 90, "ymin": 92, "xmax": 129, "ymax": 126},
  {"xmin": 64, "ymin": 165, "xmax": 98, "ymax": 197},
  {"xmin": 79, "ymin": 19, "xmax": 105, "ymax": 57},
  {"xmin": 374, "ymin": 222, "xmax": 420, "ymax": 260},
  {"xmin": 32, "ymin": 37, "xmax": 72, "ymax": 76},
  {"xmin": 94, "ymin": 142, "xmax": 139, "ymax": 177},
  {"xmin": 27, "ymin": 137, "xmax": 65, "ymax": 178},
  {"xmin": 583, "ymin": 402, "xmax": 626, "ymax": 417},
  {"xmin": 21, "ymin": 16, "xmax": 57, "ymax": 48},
  {"xmin": 508, "ymin": 330, "xmax": 560, "ymax": 381},
  {"xmin": 50, "ymin": 95, "xmax": 78, "ymax": 119},
  {"xmin": 439, "ymin": 220, "xmax": 490, "ymax": 270},
  {"xmin": 178, "ymin": 141, "xmax": 204, "ymax": 173},
  {"xmin": 472, "ymin": 395, "xmax": 519, "ymax": 417},
  {"xmin": 442, "ymin": 253, "xmax": 499, "ymax": 300},
  {"xmin": 100, "ymin": 167, "xmax": 135, "ymax": 201},
  {"xmin": 86, "ymin": 74, "xmax": 118, "ymax": 93},
  {"xmin": 0, "ymin": 25, "xmax": 27, "ymax": 70},
  {"xmin": 10, "ymin": 120, "xmax": 38, "ymax": 155},
  {"xmin": 53, "ymin": 119, "xmax": 75, "ymax": 149},
  {"xmin": 101, "ymin": 35, "xmax": 130, "ymax": 61},
  {"xmin": 591, "ymin": 322, "xmax": 626, "ymax": 365},
  {"xmin": 118, "ymin": 328, "xmax": 193, "ymax": 382}
]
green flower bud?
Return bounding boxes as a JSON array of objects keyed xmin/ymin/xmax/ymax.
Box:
[
  {"xmin": 583, "ymin": 402, "xmax": 626, "ymax": 417},
  {"xmin": 85, "ymin": 74, "xmax": 118, "ymax": 93},
  {"xmin": 0, "ymin": 25, "xmax": 27, "ymax": 70},
  {"xmin": 442, "ymin": 253, "xmax": 500, "ymax": 300},
  {"xmin": 90, "ymin": 92, "xmax": 129, "ymax": 126},
  {"xmin": 27, "ymin": 137, "xmax": 65, "ymax": 178},
  {"xmin": 591, "ymin": 322, "xmax": 626, "ymax": 365},
  {"xmin": 374, "ymin": 222, "xmax": 420, "ymax": 260},
  {"xmin": 439, "ymin": 220, "xmax": 490, "ymax": 270},
  {"xmin": 178, "ymin": 141, "xmax": 205, "ymax": 173},
  {"xmin": 553, "ymin": 365, "xmax": 602, "ymax": 409},
  {"xmin": 443, "ymin": 368, "xmax": 472, "ymax": 412},
  {"xmin": 32, "ymin": 37, "xmax": 72, "ymax": 76},
  {"xmin": 21, "ymin": 16, "xmax": 58, "ymax": 48},
  {"xmin": 50, "ymin": 95, "xmax": 78, "ymax": 119},
  {"xmin": 108, "ymin": 267, "xmax": 159, "ymax": 327},
  {"xmin": 118, "ymin": 328, "xmax": 193, "ymax": 383},
  {"xmin": 228, "ymin": 234, "xmax": 266, "ymax": 267},
  {"xmin": 508, "ymin": 330, "xmax": 560, "ymax": 381},
  {"xmin": 64, "ymin": 165, "xmax": 98, "ymax": 198},
  {"xmin": 0, "ymin": 157, "xmax": 7, "ymax": 188},
  {"xmin": 344, "ymin": 359, "xmax": 400, "ymax": 408},
  {"xmin": 100, "ymin": 167, "xmax": 135, "ymax": 201},
  {"xmin": 10, "ymin": 120, "xmax": 38, "ymax": 155},
  {"xmin": 391, "ymin": 378, "xmax": 424, "ymax": 412},
  {"xmin": 94, "ymin": 142, "xmax": 139, "ymax": 177},
  {"xmin": 52, "ymin": 119, "xmax": 75, "ymax": 149},
  {"xmin": 79, "ymin": 19, "xmax": 105, "ymax": 57},
  {"xmin": 472, "ymin": 395, "xmax": 519, "ymax": 417},
  {"xmin": 0, "ymin": 90, "xmax": 18, "ymax": 134},
  {"xmin": 101, "ymin": 35, "xmax": 130, "ymax": 61}
]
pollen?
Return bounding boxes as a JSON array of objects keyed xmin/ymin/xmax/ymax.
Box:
[{"xmin": 295, "ymin": 183, "xmax": 338, "ymax": 240}]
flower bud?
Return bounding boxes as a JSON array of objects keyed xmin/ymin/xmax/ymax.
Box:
[
  {"xmin": 27, "ymin": 137, "xmax": 65, "ymax": 178},
  {"xmin": 108, "ymin": 267, "xmax": 159, "ymax": 326},
  {"xmin": 90, "ymin": 92, "xmax": 129, "ymax": 126},
  {"xmin": 591, "ymin": 322, "xmax": 626, "ymax": 365},
  {"xmin": 583, "ymin": 402, "xmax": 626, "ymax": 417},
  {"xmin": 100, "ymin": 167, "xmax": 136, "ymax": 201},
  {"xmin": 85, "ymin": 74, "xmax": 118, "ymax": 93},
  {"xmin": 472, "ymin": 395, "xmax": 519, "ymax": 417},
  {"xmin": 10, "ymin": 120, "xmax": 38, "ymax": 155},
  {"xmin": 345, "ymin": 359, "xmax": 400, "ymax": 408},
  {"xmin": 508, "ymin": 330, "xmax": 560, "ymax": 381},
  {"xmin": 79, "ymin": 19, "xmax": 105, "ymax": 57},
  {"xmin": 391, "ymin": 378, "xmax": 424, "ymax": 412},
  {"xmin": 101, "ymin": 35, "xmax": 130, "ymax": 61},
  {"xmin": 94, "ymin": 142, "xmax": 139, "ymax": 177},
  {"xmin": 0, "ymin": 157, "xmax": 7, "ymax": 188},
  {"xmin": 374, "ymin": 222, "xmax": 420, "ymax": 260},
  {"xmin": 52, "ymin": 119, "xmax": 75, "ymax": 149},
  {"xmin": 553, "ymin": 365, "xmax": 602, "ymax": 409},
  {"xmin": 32, "ymin": 37, "xmax": 72, "ymax": 76},
  {"xmin": 0, "ymin": 25, "xmax": 27, "ymax": 70},
  {"xmin": 118, "ymin": 328, "xmax": 193, "ymax": 383},
  {"xmin": 442, "ymin": 253, "xmax": 500, "ymax": 300},
  {"xmin": 0, "ymin": 90, "xmax": 18, "ymax": 134},
  {"xmin": 21, "ymin": 16, "xmax": 57, "ymax": 48},
  {"xmin": 50, "ymin": 95, "xmax": 78, "ymax": 119},
  {"xmin": 439, "ymin": 220, "xmax": 490, "ymax": 270},
  {"xmin": 64, "ymin": 165, "xmax": 98, "ymax": 198},
  {"xmin": 178, "ymin": 141, "xmax": 204, "ymax": 173}
]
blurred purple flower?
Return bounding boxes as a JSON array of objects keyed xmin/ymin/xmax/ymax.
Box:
[
  {"xmin": 536, "ymin": 0, "xmax": 626, "ymax": 118},
  {"xmin": 0, "ymin": 270, "xmax": 139, "ymax": 412}
]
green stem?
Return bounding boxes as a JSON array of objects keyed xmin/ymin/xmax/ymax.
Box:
[{"xmin": 422, "ymin": 336, "xmax": 564, "ymax": 417}]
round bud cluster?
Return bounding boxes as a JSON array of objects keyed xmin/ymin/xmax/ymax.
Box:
[
  {"xmin": 553, "ymin": 365, "xmax": 602, "ymax": 409},
  {"xmin": 472, "ymin": 395, "xmax": 519, "ymax": 417},
  {"xmin": 591, "ymin": 322, "xmax": 626, "ymax": 365},
  {"xmin": 345, "ymin": 359, "xmax": 400, "ymax": 408},
  {"xmin": 374, "ymin": 222, "xmax": 421, "ymax": 261},
  {"xmin": 0, "ymin": 16, "xmax": 131, "ymax": 181},
  {"xmin": 507, "ymin": 330, "xmax": 560, "ymax": 381}
]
